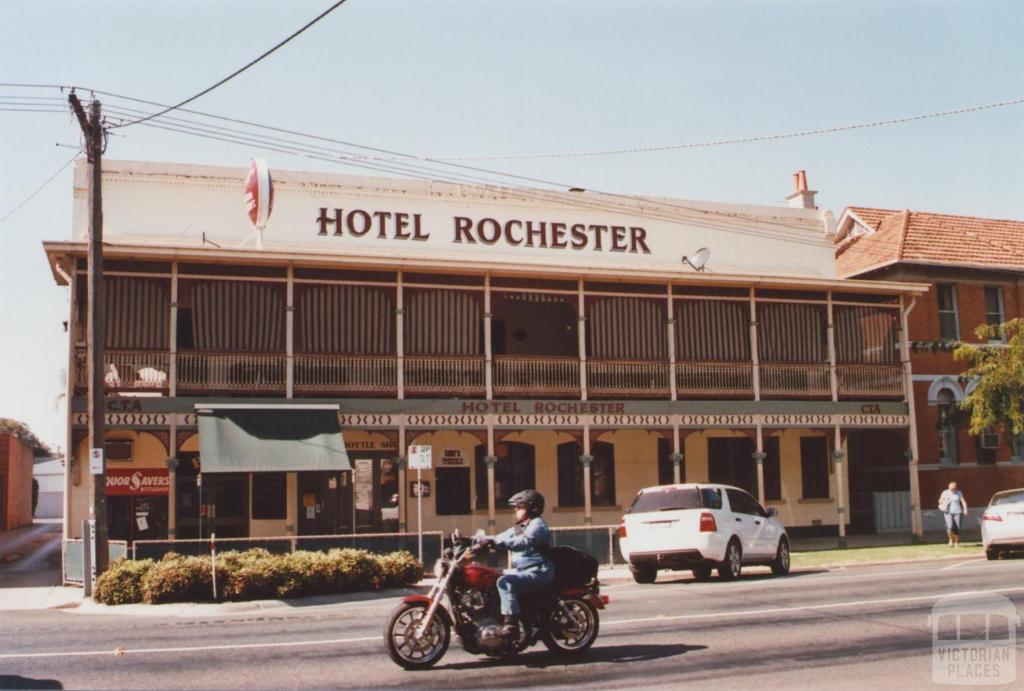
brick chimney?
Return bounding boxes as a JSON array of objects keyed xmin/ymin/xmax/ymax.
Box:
[{"xmin": 785, "ymin": 170, "xmax": 817, "ymax": 209}]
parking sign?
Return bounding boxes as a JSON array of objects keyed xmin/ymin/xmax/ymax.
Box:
[{"xmin": 408, "ymin": 445, "xmax": 432, "ymax": 470}]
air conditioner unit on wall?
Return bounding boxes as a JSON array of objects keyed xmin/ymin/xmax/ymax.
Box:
[{"xmin": 980, "ymin": 432, "xmax": 1000, "ymax": 449}]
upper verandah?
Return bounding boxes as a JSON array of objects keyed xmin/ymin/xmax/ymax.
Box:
[{"xmin": 62, "ymin": 159, "xmax": 846, "ymax": 282}]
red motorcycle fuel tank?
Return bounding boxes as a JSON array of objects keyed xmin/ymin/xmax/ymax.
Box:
[{"xmin": 461, "ymin": 563, "xmax": 501, "ymax": 590}]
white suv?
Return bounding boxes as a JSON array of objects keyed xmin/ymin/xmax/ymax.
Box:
[{"xmin": 618, "ymin": 483, "xmax": 790, "ymax": 583}]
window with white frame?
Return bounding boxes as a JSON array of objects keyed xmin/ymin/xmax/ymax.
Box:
[
  {"xmin": 984, "ymin": 286, "xmax": 1005, "ymax": 340},
  {"xmin": 936, "ymin": 284, "xmax": 959, "ymax": 341}
]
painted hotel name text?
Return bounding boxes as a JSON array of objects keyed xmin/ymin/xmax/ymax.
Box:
[{"xmin": 317, "ymin": 207, "xmax": 651, "ymax": 254}]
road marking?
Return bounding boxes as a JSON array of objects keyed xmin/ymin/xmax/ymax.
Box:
[
  {"xmin": 602, "ymin": 586, "xmax": 1024, "ymax": 628},
  {"xmin": 940, "ymin": 558, "xmax": 985, "ymax": 571},
  {"xmin": 0, "ymin": 634, "xmax": 380, "ymax": 660}
]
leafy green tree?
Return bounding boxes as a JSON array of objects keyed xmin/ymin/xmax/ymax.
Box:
[{"xmin": 954, "ymin": 319, "xmax": 1024, "ymax": 437}]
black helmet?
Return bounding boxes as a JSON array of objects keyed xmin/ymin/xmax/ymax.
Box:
[{"xmin": 508, "ymin": 489, "xmax": 545, "ymax": 518}]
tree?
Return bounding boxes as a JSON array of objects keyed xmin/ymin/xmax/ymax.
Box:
[{"xmin": 954, "ymin": 319, "xmax": 1024, "ymax": 438}]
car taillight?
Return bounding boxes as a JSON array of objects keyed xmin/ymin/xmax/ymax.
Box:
[
  {"xmin": 617, "ymin": 522, "xmax": 627, "ymax": 538},
  {"xmin": 700, "ymin": 512, "xmax": 717, "ymax": 532},
  {"xmin": 982, "ymin": 512, "xmax": 1003, "ymax": 522}
]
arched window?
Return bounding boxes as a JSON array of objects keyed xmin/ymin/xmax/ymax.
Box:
[{"xmin": 937, "ymin": 389, "xmax": 958, "ymax": 466}]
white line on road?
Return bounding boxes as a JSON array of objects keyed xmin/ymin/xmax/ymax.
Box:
[
  {"xmin": 602, "ymin": 585, "xmax": 1024, "ymax": 628},
  {"xmin": 940, "ymin": 558, "xmax": 985, "ymax": 571},
  {"xmin": 0, "ymin": 634, "xmax": 380, "ymax": 660}
]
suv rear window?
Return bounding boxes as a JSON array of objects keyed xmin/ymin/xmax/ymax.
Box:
[
  {"xmin": 991, "ymin": 490, "xmax": 1024, "ymax": 506},
  {"xmin": 628, "ymin": 487, "xmax": 702, "ymax": 513}
]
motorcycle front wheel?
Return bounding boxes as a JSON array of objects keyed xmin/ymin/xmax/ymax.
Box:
[
  {"xmin": 542, "ymin": 598, "xmax": 599, "ymax": 655},
  {"xmin": 384, "ymin": 602, "xmax": 451, "ymax": 670}
]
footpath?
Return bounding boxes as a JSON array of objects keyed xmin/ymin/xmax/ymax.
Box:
[{"xmin": 0, "ymin": 529, "xmax": 987, "ymax": 615}]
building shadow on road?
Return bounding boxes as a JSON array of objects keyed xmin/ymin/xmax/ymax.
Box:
[
  {"xmin": 0, "ymin": 674, "xmax": 63, "ymax": 689},
  {"xmin": 438, "ymin": 643, "xmax": 707, "ymax": 671}
]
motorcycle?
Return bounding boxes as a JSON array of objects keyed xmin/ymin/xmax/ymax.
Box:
[{"xmin": 384, "ymin": 531, "xmax": 608, "ymax": 669}]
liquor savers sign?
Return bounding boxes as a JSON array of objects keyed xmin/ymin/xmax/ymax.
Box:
[{"xmin": 106, "ymin": 469, "xmax": 170, "ymax": 496}]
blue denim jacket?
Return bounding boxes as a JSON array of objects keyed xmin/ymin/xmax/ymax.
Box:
[{"xmin": 494, "ymin": 516, "xmax": 552, "ymax": 570}]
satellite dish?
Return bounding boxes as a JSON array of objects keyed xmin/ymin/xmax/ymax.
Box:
[{"xmin": 682, "ymin": 247, "xmax": 710, "ymax": 272}]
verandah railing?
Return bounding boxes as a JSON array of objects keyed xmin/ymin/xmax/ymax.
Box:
[{"xmin": 76, "ymin": 349, "xmax": 904, "ymax": 399}]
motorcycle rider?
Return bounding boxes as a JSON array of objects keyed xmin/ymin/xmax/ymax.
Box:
[{"xmin": 485, "ymin": 489, "xmax": 554, "ymax": 637}]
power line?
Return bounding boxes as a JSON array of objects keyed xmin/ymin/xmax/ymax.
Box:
[
  {"xmin": 0, "ymin": 153, "xmax": 79, "ymax": 227},
  {"xmin": 1, "ymin": 84, "xmax": 826, "ymax": 241},
  {"xmin": 92, "ymin": 91, "xmax": 820, "ymax": 237},
  {"xmin": 424, "ymin": 96, "xmax": 1024, "ymax": 161},
  {"xmin": 107, "ymin": 0, "xmax": 351, "ymax": 130}
]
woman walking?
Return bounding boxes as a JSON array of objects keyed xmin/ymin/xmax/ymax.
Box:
[{"xmin": 939, "ymin": 481, "xmax": 968, "ymax": 547}]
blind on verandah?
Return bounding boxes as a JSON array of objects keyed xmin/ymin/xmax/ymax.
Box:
[
  {"xmin": 586, "ymin": 296, "xmax": 666, "ymax": 359},
  {"xmin": 674, "ymin": 299, "xmax": 750, "ymax": 361},
  {"xmin": 757, "ymin": 302, "xmax": 827, "ymax": 363},
  {"xmin": 833, "ymin": 305, "xmax": 898, "ymax": 364},
  {"xmin": 104, "ymin": 276, "xmax": 169, "ymax": 349},
  {"xmin": 404, "ymin": 288, "xmax": 482, "ymax": 355},
  {"xmin": 191, "ymin": 280, "xmax": 285, "ymax": 351},
  {"xmin": 295, "ymin": 284, "xmax": 394, "ymax": 354}
]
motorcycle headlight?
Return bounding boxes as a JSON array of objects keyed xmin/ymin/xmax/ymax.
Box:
[{"xmin": 433, "ymin": 559, "xmax": 446, "ymax": 578}]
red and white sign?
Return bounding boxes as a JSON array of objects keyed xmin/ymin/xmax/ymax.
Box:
[
  {"xmin": 244, "ymin": 158, "xmax": 274, "ymax": 228},
  {"xmin": 106, "ymin": 469, "xmax": 170, "ymax": 496}
]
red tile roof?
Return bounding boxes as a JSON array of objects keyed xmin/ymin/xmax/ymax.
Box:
[{"xmin": 836, "ymin": 206, "xmax": 1024, "ymax": 277}]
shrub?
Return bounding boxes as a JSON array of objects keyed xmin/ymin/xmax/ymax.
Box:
[
  {"xmin": 94, "ymin": 558, "xmax": 154, "ymax": 605},
  {"xmin": 218, "ymin": 549, "xmax": 283, "ymax": 601},
  {"xmin": 100, "ymin": 548, "xmax": 423, "ymax": 605},
  {"xmin": 276, "ymin": 550, "xmax": 338, "ymax": 598},
  {"xmin": 141, "ymin": 554, "xmax": 213, "ymax": 604},
  {"xmin": 328, "ymin": 549, "xmax": 383, "ymax": 593},
  {"xmin": 377, "ymin": 551, "xmax": 423, "ymax": 589}
]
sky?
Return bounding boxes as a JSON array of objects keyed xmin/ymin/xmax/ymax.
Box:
[{"xmin": 2, "ymin": 0, "xmax": 1023, "ymax": 451}]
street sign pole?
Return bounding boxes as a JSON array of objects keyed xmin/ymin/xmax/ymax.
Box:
[{"xmin": 417, "ymin": 467, "xmax": 423, "ymax": 563}]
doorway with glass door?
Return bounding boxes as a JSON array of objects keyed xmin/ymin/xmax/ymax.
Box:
[{"xmin": 299, "ymin": 455, "xmax": 397, "ymax": 535}]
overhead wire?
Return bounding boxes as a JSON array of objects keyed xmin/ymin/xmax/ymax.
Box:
[
  {"xmin": 93, "ymin": 91, "xmax": 820, "ymax": 238},
  {"xmin": 0, "ymin": 153, "xmax": 79, "ymax": 227},
  {"xmin": 107, "ymin": 0, "xmax": 352, "ymax": 129},
  {"xmin": 99, "ymin": 103, "xmax": 820, "ymax": 243}
]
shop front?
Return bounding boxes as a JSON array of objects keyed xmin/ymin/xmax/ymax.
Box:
[{"xmin": 106, "ymin": 468, "xmax": 169, "ymax": 542}]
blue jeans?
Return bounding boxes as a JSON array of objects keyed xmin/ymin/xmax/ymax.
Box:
[
  {"xmin": 496, "ymin": 564, "xmax": 554, "ymax": 616},
  {"xmin": 945, "ymin": 512, "xmax": 963, "ymax": 534}
]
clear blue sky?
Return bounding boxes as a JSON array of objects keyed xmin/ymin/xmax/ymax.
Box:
[{"xmin": 2, "ymin": 0, "xmax": 1023, "ymax": 450}]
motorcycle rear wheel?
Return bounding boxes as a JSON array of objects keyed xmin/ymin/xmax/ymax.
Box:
[
  {"xmin": 384, "ymin": 601, "xmax": 451, "ymax": 670},
  {"xmin": 542, "ymin": 598, "xmax": 599, "ymax": 655}
]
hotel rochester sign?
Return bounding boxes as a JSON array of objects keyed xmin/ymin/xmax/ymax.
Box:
[{"xmin": 317, "ymin": 207, "xmax": 653, "ymax": 254}]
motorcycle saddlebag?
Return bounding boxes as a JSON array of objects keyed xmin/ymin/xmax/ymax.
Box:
[{"xmin": 549, "ymin": 545, "xmax": 599, "ymax": 586}]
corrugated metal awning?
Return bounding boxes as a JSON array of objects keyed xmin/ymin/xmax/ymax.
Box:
[{"xmin": 196, "ymin": 404, "xmax": 350, "ymax": 473}]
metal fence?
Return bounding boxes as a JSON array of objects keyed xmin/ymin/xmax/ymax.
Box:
[
  {"xmin": 550, "ymin": 525, "xmax": 626, "ymax": 566},
  {"xmin": 131, "ymin": 532, "xmax": 445, "ymax": 570},
  {"xmin": 62, "ymin": 540, "xmax": 129, "ymax": 586}
]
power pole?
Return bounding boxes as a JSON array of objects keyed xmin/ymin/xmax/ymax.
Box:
[{"xmin": 69, "ymin": 92, "xmax": 108, "ymax": 576}]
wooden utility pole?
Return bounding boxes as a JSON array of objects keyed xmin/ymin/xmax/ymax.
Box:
[{"xmin": 69, "ymin": 93, "xmax": 108, "ymax": 575}]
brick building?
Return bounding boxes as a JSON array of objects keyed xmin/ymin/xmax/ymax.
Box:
[
  {"xmin": 0, "ymin": 420, "xmax": 49, "ymax": 531},
  {"xmin": 836, "ymin": 207, "xmax": 1024, "ymax": 525}
]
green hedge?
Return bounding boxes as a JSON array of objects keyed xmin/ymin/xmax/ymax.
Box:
[{"xmin": 93, "ymin": 548, "xmax": 422, "ymax": 605}]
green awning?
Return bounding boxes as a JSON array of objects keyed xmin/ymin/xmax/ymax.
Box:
[{"xmin": 196, "ymin": 407, "xmax": 350, "ymax": 473}]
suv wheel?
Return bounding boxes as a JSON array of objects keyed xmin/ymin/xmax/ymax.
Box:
[
  {"xmin": 986, "ymin": 548, "xmax": 1000, "ymax": 561},
  {"xmin": 630, "ymin": 563, "xmax": 657, "ymax": 584},
  {"xmin": 718, "ymin": 540, "xmax": 742, "ymax": 580},
  {"xmin": 692, "ymin": 564, "xmax": 713, "ymax": 581},
  {"xmin": 771, "ymin": 538, "xmax": 790, "ymax": 575}
]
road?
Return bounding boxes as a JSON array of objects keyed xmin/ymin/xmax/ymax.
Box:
[{"xmin": 2, "ymin": 557, "xmax": 1022, "ymax": 689}]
